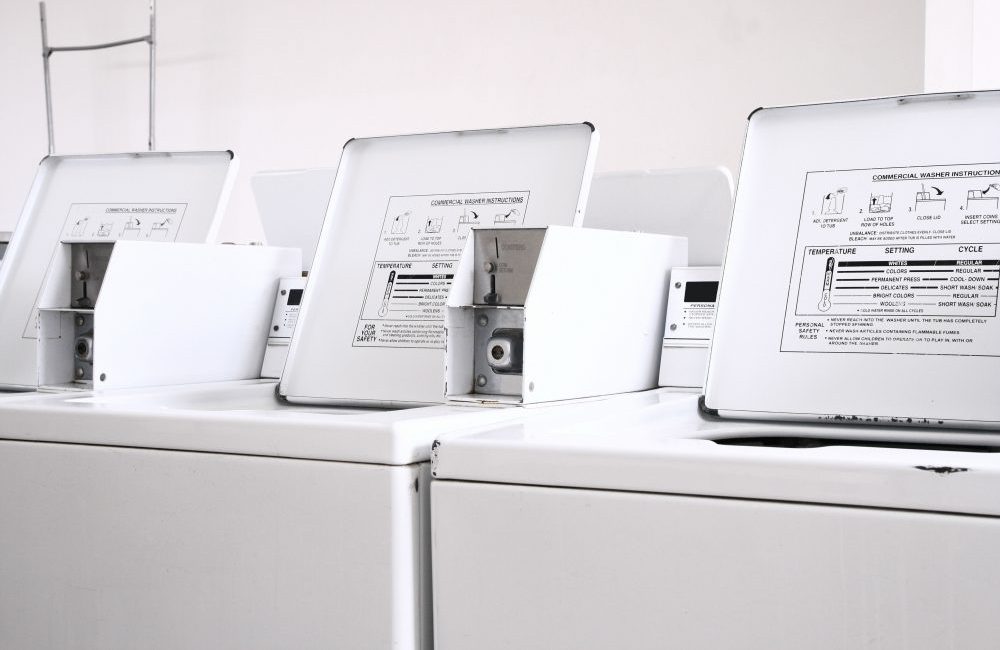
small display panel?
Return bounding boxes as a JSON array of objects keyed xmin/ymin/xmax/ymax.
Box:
[
  {"xmin": 287, "ymin": 289, "xmax": 303, "ymax": 306},
  {"xmin": 684, "ymin": 281, "xmax": 718, "ymax": 303}
]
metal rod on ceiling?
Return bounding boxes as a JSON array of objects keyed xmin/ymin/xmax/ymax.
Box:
[{"xmin": 38, "ymin": 0, "xmax": 158, "ymax": 154}]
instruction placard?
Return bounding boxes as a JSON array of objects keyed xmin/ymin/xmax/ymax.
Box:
[
  {"xmin": 354, "ymin": 191, "xmax": 529, "ymax": 349},
  {"xmin": 61, "ymin": 203, "xmax": 187, "ymax": 242},
  {"xmin": 783, "ymin": 163, "xmax": 1000, "ymax": 356}
]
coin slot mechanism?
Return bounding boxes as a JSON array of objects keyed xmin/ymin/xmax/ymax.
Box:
[
  {"xmin": 472, "ymin": 308, "xmax": 524, "ymax": 396},
  {"xmin": 473, "ymin": 228, "xmax": 546, "ymax": 307}
]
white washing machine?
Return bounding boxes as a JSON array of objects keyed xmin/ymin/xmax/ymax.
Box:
[
  {"xmin": 0, "ymin": 382, "xmax": 701, "ymax": 649},
  {"xmin": 430, "ymin": 91, "xmax": 1000, "ymax": 649},
  {"xmin": 0, "ymin": 379, "xmax": 542, "ymax": 649},
  {"xmin": 431, "ymin": 401, "xmax": 1000, "ymax": 649},
  {"xmin": 0, "ymin": 124, "xmax": 614, "ymax": 648}
]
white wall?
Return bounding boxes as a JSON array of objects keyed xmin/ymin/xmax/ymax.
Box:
[
  {"xmin": 925, "ymin": 0, "xmax": 1000, "ymax": 91},
  {"xmin": 0, "ymin": 0, "xmax": 925, "ymax": 243}
]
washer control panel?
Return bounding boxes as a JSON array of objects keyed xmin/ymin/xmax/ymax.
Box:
[
  {"xmin": 660, "ymin": 266, "xmax": 720, "ymax": 389},
  {"xmin": 665, "ymin": 266, "xmax": 721, "ymax": 342},
  {"xmin": 270, "ymin": 277, "xmax": 306, "ymax": 339}
]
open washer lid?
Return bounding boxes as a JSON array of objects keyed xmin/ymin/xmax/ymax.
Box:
[
  {"xmin": 705, "ymin": 91, "xmax": 1000, "ymax": 430},
  {"xmin": 252, "ymin": 167, "xmax": 336, "ymax": 272},
  {"xmin": 583, "ymin": 167, "xmax": 733, "ymax": 266},
  {"xmin": 279, "ymin": 123, "xmax": 598, "ymax": 407},
  {"xmin": 0, "ymin": 151, "xmax": 237, "ymax": 390}
]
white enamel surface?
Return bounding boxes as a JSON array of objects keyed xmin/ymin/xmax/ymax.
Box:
[
  {"xmin": 0, "ymin": 380, "xmax": 625, "ymax": 465},
  {"xmin": 432, "ymin": 480, "xmax": 1000, "ymax": 650},
  {"xmin": 521, "ymin": 228, "xmax": 686, "ymax": 403},
  {"xmin": 431, "ymin": 392, "xmax": 1000, "ymax": 516},
  {"xmin": 0, "ymin": 440, "xmax": 430, "ymax": 649},
  {"xmin": 93, "ymin": 243, "xmax": 300, "ymax": 390}
]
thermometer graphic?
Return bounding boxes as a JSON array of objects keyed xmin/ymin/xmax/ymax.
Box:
[
  {"xmin": 378, "ymin": 270, "xmax": 396, "ymax": 317},
  {"xmin": 817, "ymin": 257, "xmax": 835, "ymax": 312}
]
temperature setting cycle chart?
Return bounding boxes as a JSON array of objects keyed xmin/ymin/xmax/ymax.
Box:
[{"xmin": 799, "ymin": 244, "xmax": 999, "ymax": 319}]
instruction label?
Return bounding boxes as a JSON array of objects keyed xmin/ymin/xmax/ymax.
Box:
[
  {"xmin": 60, "ymin": 203, "xmax": 187, "ymax": 242},
  {"xmin": 354, "ymin": 191, "xmax": 529, "ymax": 348},
  {"xmin": 783, "ymin": 163, "xmax": 1000, "ymax": 356}
]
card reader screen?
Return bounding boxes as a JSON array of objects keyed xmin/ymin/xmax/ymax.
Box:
[
  {"xmin": 287, "ymin": 289, "xmax": 303, "ymax": 306},
  {"xmin": 684, "ymin": 281, "xmax": 718, "ymax": 303}
]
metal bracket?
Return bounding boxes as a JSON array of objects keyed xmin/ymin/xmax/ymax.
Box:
[{"xmin": 39, "ymin": 0, "xmax": 156, "ymax": 154}]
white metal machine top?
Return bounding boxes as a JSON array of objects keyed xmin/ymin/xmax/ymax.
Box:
[
  {"xmin": 0, "ymin": 380, "xmax": 550, "ymax": 466},
  {"xmin": 429, "ymin": 389, "xmax": 1000, "ymax": 517},
  {"xmin": 706, "ymin": 91, "xmax": 1000, "ymax": 428},
  {"xmin": 280, "ymin": 124, "xmax": 599, "ymax": 406}
]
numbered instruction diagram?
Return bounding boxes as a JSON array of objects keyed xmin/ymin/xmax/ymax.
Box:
[
  {"xmin": 355, "ymin": 190, "xmax": 530, "ymax": 349},
  {"xmin": 783, "ymin": 163, "xmax": 1000, "ymax": 357},
  {"xmin": 61, "ymin": 203, "xmax": 187, "ymax": 243}
]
